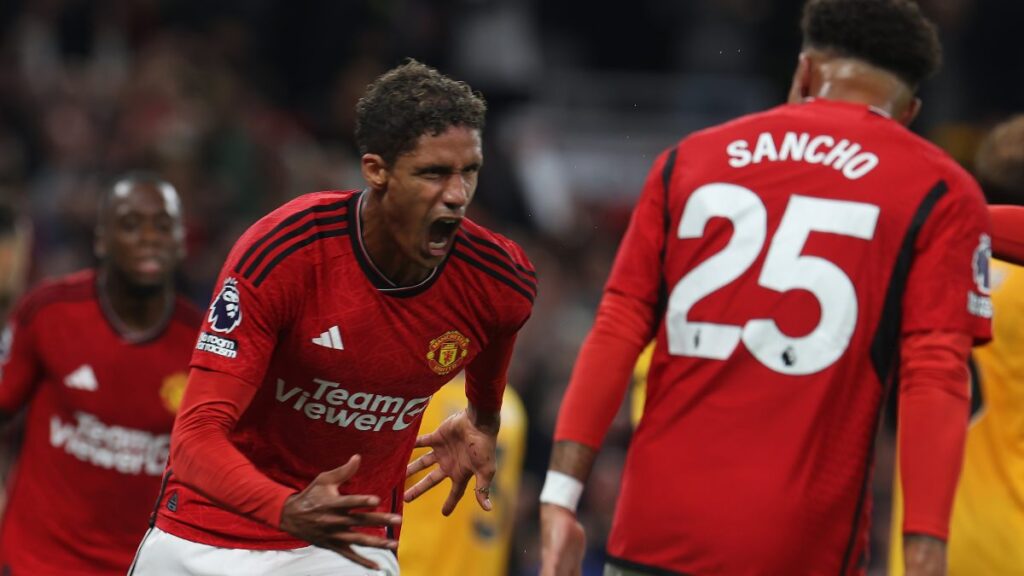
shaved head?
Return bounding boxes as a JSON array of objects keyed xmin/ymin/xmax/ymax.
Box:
[{"xmin": 975, "ymin": 115, "xmax": 1024, "ymax": 206}]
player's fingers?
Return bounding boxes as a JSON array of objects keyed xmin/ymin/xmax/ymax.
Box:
[
  {"xmin": 413, "ymin": 431, "xmax": 437, "ymax": 449},
  {"xmin": 339, "ymin": 511, "xmax": 403, "ymax": 527},
  {"xmin": 403, "ymin": 467, "xmax": 446, "ymax": 503},
  {"xmin": 333, "ymin": 545, "xmax": 382, "ymax": 571},
  {"xmin": 473, "ymin": 475, "xmax": 493, "ymax": 511},
  {"xmin": 442, "ymin": 475, "xmax": 469, "ymax": 516},
  {"xmin": 335, "ymin": 531, "xmax": 399, "ymax": 551},
  {"xmin": 316, "ymin": 454, "xmax": 361, "ymax": 487},
  {"xmin": 329, "ymin": 494, "xmax": 384, "ymax": 512},
  {"xmin": 405, "ymin": 450, "xmax": 437, "ymax": 477}
]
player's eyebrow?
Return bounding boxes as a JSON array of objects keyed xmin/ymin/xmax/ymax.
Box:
[{"xmin": 414, "ymin": 163, "xmax": 481, "ymax": 175}]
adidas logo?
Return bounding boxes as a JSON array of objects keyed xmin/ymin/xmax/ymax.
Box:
[
  {"xmin": 312, "ymin": 326, "xmax": 344, "ymax": 350},
  {"xmin": 64, "ymin": 364, "xmax": 98, "ymax": 391}
]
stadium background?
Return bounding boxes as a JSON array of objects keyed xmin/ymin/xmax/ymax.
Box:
[{"xmin": 0, "ymin": 1, "xmax": 1020, "ymax": 574}]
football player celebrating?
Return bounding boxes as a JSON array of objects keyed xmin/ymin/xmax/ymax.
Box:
[{"xmin": 131, "ymin": 60, "xmax": 535, "ymax": 576}]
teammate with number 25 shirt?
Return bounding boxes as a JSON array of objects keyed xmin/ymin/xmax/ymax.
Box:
[{"xmin": 541, "ymin": 2, "xmax": 990, "ymax": 575}]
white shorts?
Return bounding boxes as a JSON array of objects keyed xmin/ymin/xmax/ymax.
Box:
[{"xmin": 129, "ymin": 527, "xmax": 400, "ymax": 576}]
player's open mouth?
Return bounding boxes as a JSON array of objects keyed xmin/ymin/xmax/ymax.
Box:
[{"xmin": 427, "ymin": 217, "xmax": 462, "ymax": 257}]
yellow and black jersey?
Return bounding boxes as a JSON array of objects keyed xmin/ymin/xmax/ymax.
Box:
[
  {"xmin": 399, "ymin": 376, "xmax": 526, "ymax": 576},
  {"xmin": 891, "ymin": 259, "xmax": 1024, "ymax": 575}
]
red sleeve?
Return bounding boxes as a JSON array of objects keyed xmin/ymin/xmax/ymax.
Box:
[
  {"xmin": 170, "ymin": 367, "xmax": 295, "ymax": 528},
  {"xmin": 555, "ymin": 291, "xmax": 657, "ymax": 448},
  {"xmin": 898, "ymin": 330, "xmax": 972, "ymax": 540},
  {"xmin": 989, "ymin": 205, "xmax": 1024, "ymax": 266},
  {"xmin": 902, "ymin": 175, "xmax": 992, "ymax": 343},
  {"xmin": 0, "ymin": 299, "xmax": 43, "ymax": 413},
  {"xmin": 192, "ymin": 250, "xmax": 299, "ymax": 385},
  {"xmin": 553, "ymin": 149, "xmax": 673, "ymax": 448},
  {"xmin": 464, "ymin": 332, "xmax": 517, "ymax": 414},
  {"xmin": 603, "ymin": 148, "xmax": 674, "ymax": 306}
]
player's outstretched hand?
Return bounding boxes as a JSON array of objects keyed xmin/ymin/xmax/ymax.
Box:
[
  {"xmin": 904, "ymin": 535, "xmax": 947, "ymax": 576},
  {"xmin": 404, "ymin": 407, "xmax": 498, "ymax": 515},
  {"xmin": 279, "ymin": 455, "xmax": 401, "ymax": 570},
  {"xmin": 540, "ymin": 503, "xmax": 586, "ymax": 576}
]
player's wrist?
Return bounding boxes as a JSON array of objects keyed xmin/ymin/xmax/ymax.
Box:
[
  {"xmin": 539, "ymin": 470, "xmax": 584, "ymax": 513},
  {"xmin": 466, "ymin": 403, "xmax": 501, "ymax": 435}
]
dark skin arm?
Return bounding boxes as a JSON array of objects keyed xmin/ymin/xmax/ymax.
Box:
[
  {"xmin": 904, "ymin": 534, "xmax": 947, "ymax": 576},
  {"xmin": 539, "ymin": 440, "xmax": 598, "ymax": 576}
]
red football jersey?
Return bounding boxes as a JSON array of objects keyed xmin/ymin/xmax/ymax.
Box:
[
  {"xmin": 0, "ymin": 270, "xmax": 200, "ymax": 575},
  {"xmin": 603, "ymin": 100, "xmax": 991, "ymax": 575},
  {"xmin": 156, "ymin": 190, "xmax": 535, "ymax": 549}
]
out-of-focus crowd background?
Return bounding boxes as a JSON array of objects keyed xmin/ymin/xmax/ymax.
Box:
[{"xmin": 0, "ymin": 0, "xmax": 1021, "ymax": 574}]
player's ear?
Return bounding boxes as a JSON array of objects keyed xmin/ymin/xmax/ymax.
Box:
[
  {"xmin": 899, "ymin": 97, "xmax": 922, "ymax": 127},
  {"xmin": 361, "ymin": 154, "xmax": 389, "ymax": 191},
  {"xmin": 788, "ymin": 52, "xmax": 813, "ymax": 104}
]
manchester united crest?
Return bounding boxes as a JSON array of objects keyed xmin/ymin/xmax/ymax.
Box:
[
  {"xmin": 160, "ymin": 372, "xmax": 189, "ymax": 414},
  {"xmin": 426, "ymin": 330, "xmax": 470, "ymax": 375}
]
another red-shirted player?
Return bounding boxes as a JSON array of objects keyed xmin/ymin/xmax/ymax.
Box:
[
  {"xmin": 0, "ymin": 174, "xmax": 200, "ymax": 575},
  {"xmin": 540, "ymin": 2, "xmax": 989, "ymax": 576},
  {"xmin": 130, "ymin": 60, "xmax": 535, "ymax": 575}
]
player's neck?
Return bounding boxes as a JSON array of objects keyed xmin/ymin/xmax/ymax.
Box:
[
  {"xmin": 96, "ymin": 267, "xmax": 174, "ymax": 340},
  {"xmin": 358, "ymin": 192, "xmax": 433, "ymax": 287},
  {"xmin": 812, "ymin": 58, "xmax": 914, "ymax": 120}
]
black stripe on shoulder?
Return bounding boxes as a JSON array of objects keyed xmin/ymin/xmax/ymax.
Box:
[
  {"xmin": 242, "ymin": 213, "xmax": 348, "ymax": 280},
  {"xmin": 251, "ymin": 227, "xmax": 350, "ymax": 287},
  {"xmin": 19, "ymin": 279, "xmax": 94, "ymax": 324},
  {"xmin": 452, "ymin": 249, "xmax": 535, "ymax": 304},
  {"xmin": 606, "ymin": 554, "xmax": 692, "ymax": 576},
  {"xmin": 454, "ymin": 234, "xmax": 536, "ymax": 293},
  {"xmin": 234, "ymin": 200, "xmax": 348, "ymax": 274},
  {"xmin": 458, "ymin": 229, "xmax": 536, "ymax": 278}
]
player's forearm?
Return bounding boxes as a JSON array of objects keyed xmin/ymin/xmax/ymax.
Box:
[
  {"xmin": 466, "ymin": 402, "xmax": 500, "ymax": 436},
  {"xmin": 171, "ymin": 368, "xmax": 295, "ymax": 528},
  {"xmin": 554, "ymin": 290, "xmax": 653, "ymax": 447},
  {"xmin": 548, "ymin": 440, "xmax": 597, "ymax": 483},
  {"xmin": 989, "ymin": 205, "xmax": 1024, "ymax": 266},
  {"xmin": 898, "ymin": 330, "xmax": 972, "ymax": 540},
  {"xmin": 465, "ymin": 332, "xmax": 518, "ymax": 415}
]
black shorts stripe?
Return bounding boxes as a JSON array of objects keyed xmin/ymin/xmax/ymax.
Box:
[
  {"xmin": 454, "ymin": 235, "xmax": 537, "ymax": 294},
  {"xmin": 234, "ymin": 200, "xmax": 348, "ymax": 274},
  {"xmin": 606, "ymin": 554, "xmax": 693, "ymax": 576},
  {"xmin": 252, "ymin": 227, "xmax": 350, "ymax": 287},
  {"xmin": 457, "ymin": 229, "xmax": 536, "ymax": 278},
  {"xmin": 452, "ymin": 249, "xmax": 535, "ymax": 303},
  {"xmin": 241, "ymin": 214, "xmax": 348, "ymax": 280}
]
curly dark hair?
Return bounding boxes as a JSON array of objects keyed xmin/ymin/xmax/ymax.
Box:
[
  {"xmin": 355, "ymin": 59, "xmax": 487, "ymax": 165},
  {"xmin": 801, "ymin": 0, "xmax": 942, "ymax": 87}
]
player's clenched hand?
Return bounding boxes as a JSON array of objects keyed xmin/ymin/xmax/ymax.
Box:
[
  {"xmin": 404, "ymin": 407, "xmax": 498, "ymax": 515},
  {"xmin": 540, "ymin": 503, "xmax": 586, "ymax": 576},
  {"xmin": 279, "ymin": 455, "xmax": 401, "ymax": 570},
  {"xmin": 904, "ymin": 535, "xmax": 947, "ymax": 576}
]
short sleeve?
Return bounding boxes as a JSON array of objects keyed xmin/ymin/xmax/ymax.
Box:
[
  {"xmin": 604, "ymin": 147, "xmax": 675, "ymax": 306},
  {"xmin": 902, "ymin": 174, "xmax": 992, "ymax": 343},
  {"xmin": 191, "ymin": 253, "xmax": 297, "ymax": 387}
]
